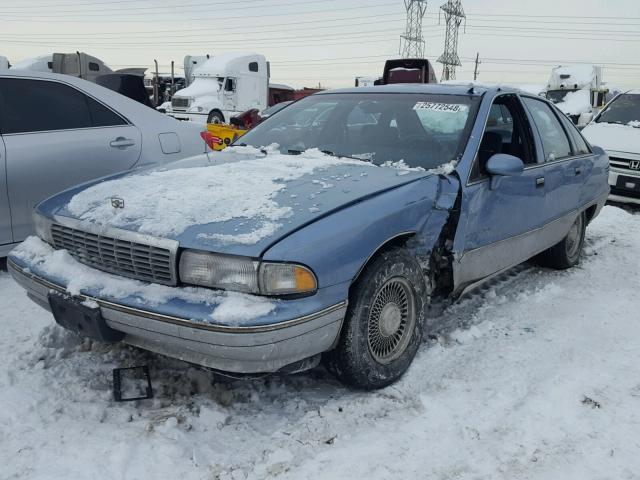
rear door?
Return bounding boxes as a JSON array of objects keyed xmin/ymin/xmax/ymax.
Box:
[
  {"xmin": 0, "ymin": 135, "xmax": 12, "ymax": 247},
  {"xmin": 0, "ymin": 77, "xmax": 142, "ymax": 241},
  {"xmin": 521, "ymin": 96, "xmax": 587, "ymax": 225}
]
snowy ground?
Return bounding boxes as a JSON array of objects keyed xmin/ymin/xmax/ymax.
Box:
[{"xmin": 1, "ymin": 205, "xmax": 639, "ymax": 480}]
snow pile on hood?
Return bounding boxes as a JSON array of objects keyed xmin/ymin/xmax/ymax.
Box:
[
  {"xmin": 67, "ymin": 148, "xmax": 368, "ymax": 243},
  {"xmin": 11, "ymin": 237, "xmax": 276, "ymax": 325},
  {"xmin": 582, "ymin": 122, "xmax": 640, "ymax": 153},
  {"xmin": 556, "ymin": 89, "xmax": 592, "ymax": 115},
  {"xmin": 381, "ymin": 159, "xmax": 458, "ymax": 176}
]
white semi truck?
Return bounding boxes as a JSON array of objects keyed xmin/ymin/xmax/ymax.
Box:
[
  {"xmin": 545, "ymin": 65, "xmax": 609, "ymax": 127},
  {"xmin": 164, "ymin": 53, "xmax": 269, "ymax": 124}
]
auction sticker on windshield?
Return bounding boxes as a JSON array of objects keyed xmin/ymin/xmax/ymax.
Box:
[{"xmin": 413, "ymin": 102, "xmax": 465, "ymax": 113}]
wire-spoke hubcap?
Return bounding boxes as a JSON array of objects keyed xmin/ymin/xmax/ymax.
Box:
[
  {"xmin": 367, "ymin": 277, "xmax": 416, "ymax": 364},
  {"xmin": 566, "ymin": 214, "xmax": 584, "ymax": 260}
]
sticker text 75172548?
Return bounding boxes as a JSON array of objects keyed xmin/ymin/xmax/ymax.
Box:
[{"xmin": 413, "ymin": 102, "xmax": 464, "ymax": 113}]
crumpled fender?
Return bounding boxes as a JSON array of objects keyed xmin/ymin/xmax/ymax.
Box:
[{"xmin": 263, "ymin": 174, "xmax": 461, "ymax": 292}]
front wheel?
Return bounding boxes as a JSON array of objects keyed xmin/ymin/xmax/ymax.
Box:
[
  {"xmin": 325, "ymin": 248, "xmax": 429, "ymax": 390},
  {"xmin": 536, "ymin": 211, "xmax": 586, "ymax": 269},
  {"xmin": 207, "ymin": 111, "xmax": 224, "ymax": 124}
]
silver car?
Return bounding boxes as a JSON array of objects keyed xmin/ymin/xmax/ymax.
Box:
[{"xmin": 0, "ymin": 70, "xmax": 207, "ymax": 257}]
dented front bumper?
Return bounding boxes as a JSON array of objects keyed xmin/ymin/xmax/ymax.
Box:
[{"xmin": 8, "ymin": 258, "xmax": 346, "ymax": 374}]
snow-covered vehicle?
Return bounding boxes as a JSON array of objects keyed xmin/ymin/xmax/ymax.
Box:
[
  {"xmin": 8, "ymin": 85, "xmax": 609, "ymax": 389},
  {"xmin": 164, "ymin": 53, "xmax": 269, "ymax": 124},
  {"xmin": 582, "ymin": 90, "xmax": 640, "ymax": 205},
  {"xmin": 545, "ymin": 65, "xmax": 608, "ymax": 127}
]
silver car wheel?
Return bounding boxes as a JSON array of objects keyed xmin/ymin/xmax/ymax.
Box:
[{"xmin": 367, "ymin": 277, "xmax": 416, "ymax": 365}]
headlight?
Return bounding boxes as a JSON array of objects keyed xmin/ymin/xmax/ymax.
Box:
[
  {"xmin": 179, "ymin": 250, "xmax": 317, "ymax": 296},
  {"xmin": 179, "ymin": 250, "xmax": 260, "ymax": 293},
  {"xmin": 33, "ymin": 211, "xmax": 54, "ymax": 245}
]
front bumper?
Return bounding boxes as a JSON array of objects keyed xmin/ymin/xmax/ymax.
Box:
[
  {"xmin": 609, "ymin": 169, "xmax": 640, "ymax": 205},
  {"xmin": 166, "ymin": 111, "xmax": 208, "ymax": 124},
  {"xmin": 8, "ymin": 258, "xmax": 346, "ymax": 374}
]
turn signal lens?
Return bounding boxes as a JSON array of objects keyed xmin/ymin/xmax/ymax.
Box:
[
  {"xmin": 33, "ymin": 211, "xmax": 54, "ymax": 245},
  {"xmin": 260, "ymin": 263, "xmax": 317, "ymax": 295}
]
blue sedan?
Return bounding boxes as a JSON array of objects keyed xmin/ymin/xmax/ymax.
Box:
[{"xmin": 8, "ymin": 84, "xmax": 609, "ymax": 389}]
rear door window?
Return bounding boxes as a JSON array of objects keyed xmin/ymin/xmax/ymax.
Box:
[
  {"xmin": 557, "ymin": 111, "xmax": 591, "ymax": 155},
  {"xmin": 0, "ymin": 78, "xmax": 125, "ymax": 134},
  {"xmin": 522, "ymin": 97, "xmax": 572, "ymax": 162}
]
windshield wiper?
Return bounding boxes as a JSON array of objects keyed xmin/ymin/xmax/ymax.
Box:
[{"xmin": 321, "ymin": 150, "xmax": 371, "ymax": 162}]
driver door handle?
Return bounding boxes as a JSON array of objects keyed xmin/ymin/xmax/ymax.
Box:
[
  {"xmin": 536, "ymin": 177, "xmax": 545, "ymax": 188},
  {"xmin": 109, "ymin": 137, "xmax": 136, "ymax": 149}
]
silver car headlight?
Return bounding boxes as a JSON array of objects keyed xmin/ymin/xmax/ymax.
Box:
[
  {"xmin": 179, "ymin": 250, "xmax": 317, "ymax": 296},
  {"xmin": 33, "ymin": 211, "xmax": 54, "ymax": 245}
]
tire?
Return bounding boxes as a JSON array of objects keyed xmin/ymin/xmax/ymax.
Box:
[
  {"xmin": 207, "ymin": 111, "xmax": 224, "ymax": 124},
  {"xmin": 326, "ymin": 248, "xmax": 429, "ymax": 390},
  {"xmin": 536, "ymin": 211, "xmax": 586, "ymax": 270}
]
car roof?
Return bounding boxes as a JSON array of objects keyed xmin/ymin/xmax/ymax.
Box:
[
  {"xmin": 316, "ymin": 83, "xmax": 525, "ymax": 97},
  {"xmin": 624, "ymin": 88, "xmax": 640, "ymax": 95}
]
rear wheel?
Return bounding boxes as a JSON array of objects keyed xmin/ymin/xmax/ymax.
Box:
[
  {"xmin": 536, "ymin": 211, "xmax": 586, "ymax": 269},
  {"xmin": 207, "ymin": 111, "xmax": 224, "ymax": 124},
  {"xmin": 326, "ymin": 248, "xmax": 428, "ymax": 390}
]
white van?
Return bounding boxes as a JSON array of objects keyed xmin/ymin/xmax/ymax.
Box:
[{"xmin": 165, "ymin": 53, "xmax": 269, "ymax": 124}]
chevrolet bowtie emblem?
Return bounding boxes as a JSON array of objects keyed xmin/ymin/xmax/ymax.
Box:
[{"xmin": 111, "ymin": 197, "xmax": 125, "ymax": 209}]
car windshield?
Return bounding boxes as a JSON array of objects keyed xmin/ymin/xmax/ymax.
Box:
[
  {"xmin": 262, "ymin": 101, "xmax": 292, "ymax": 117},
  {"xmin": 239, "ymin": 92, "xmax": 480, "ymax": 170},
  {"xmin": 546, "ymin": 89, "xmax": 575, "ymax": 104},
  {"xmin": 596, "ymin": 94, "xmax": 640, "ymax": 126}
]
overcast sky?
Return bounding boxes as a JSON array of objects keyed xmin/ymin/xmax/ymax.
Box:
[{"xmin": 1, "ymin": 0, "xmax": 639, "ymax": 89}]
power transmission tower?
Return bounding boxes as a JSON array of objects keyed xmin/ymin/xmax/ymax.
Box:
[
  {"xmin": 400, "ymin": 0, "xmax": 429, "ymax": 58},
  {"xmin": 437, "ymin": 0, "xmax": 465, "ymax": 81}
]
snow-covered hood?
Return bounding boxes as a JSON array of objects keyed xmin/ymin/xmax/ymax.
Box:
[
  {"xmin": 556, "ymin": 89, "xmax": 592, "ymax": 116},
  {"xmin": 173, "ymin": 78, "xmax": 221, "ymax": 102},
  {"xmin": 582, "ymin": 122, "xmax": 640, "ymax": 155},
  {"xmin": 40, "ymin": 148, "xmax": 432, "ymax": 257}
]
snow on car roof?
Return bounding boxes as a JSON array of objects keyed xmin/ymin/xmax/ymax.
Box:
[{"xmin": 320, "ymin": 83, "xmax": 496, "ymax": 96}]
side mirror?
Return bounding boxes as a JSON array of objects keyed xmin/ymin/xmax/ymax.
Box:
[
  {"xmin": 578, "ymin": 112, "xmax": 594, "ymax": 127},
  {"xmin": 486, "ymin": 154, "xmax": 524, "ymax": 190}
]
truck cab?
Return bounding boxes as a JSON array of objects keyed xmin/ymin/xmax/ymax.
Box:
[
  {"xmin": 11, "ymin": 52, "xmax": 112, "ymax": 83},
  {"xmin": 165, "ymin": 53, "xmax": 269, "ymax": 125},
  {"xmin": 545, "ymin": 65, "xmax": 609, "ymax": 127}
]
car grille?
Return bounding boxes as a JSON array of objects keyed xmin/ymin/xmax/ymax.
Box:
[
  {"xmin": 611, "ymin": 186, "xmax": 640, "ymax": 199},
  {"xmin": 171, "ymin": 97, "xmax": 190, "ymax": 110},
  {"xmin": 51, "ymin": 224, "xmax": 177, "ymax": 286},
  {"xmin": 610, "ymin": 157, "xmax": 640, "ymax": 173}
]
